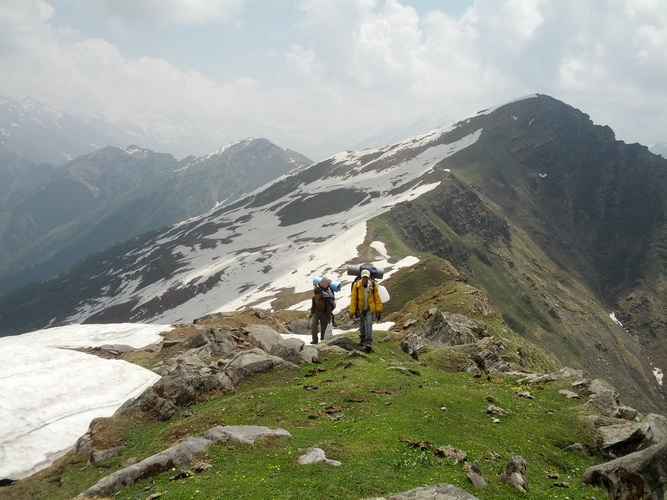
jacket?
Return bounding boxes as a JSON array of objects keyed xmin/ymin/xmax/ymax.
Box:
[{"xmin": 349, "ymin": 280, "xmax": 383, "ymax": 315}]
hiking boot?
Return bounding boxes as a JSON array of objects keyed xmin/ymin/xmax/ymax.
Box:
[
  {"xmin": 358, "ymin": 341, "xmax": 365, "ymax": 346},
  {"xmin": 310, "ymin": 340, "xmax": 318, "ymax": 345},
  {"xmin": 364, "ymin": 343, "xmax": 372, "ymax": 352}
]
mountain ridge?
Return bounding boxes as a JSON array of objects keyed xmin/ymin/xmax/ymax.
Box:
[{"xmin": 1, "ymin": 94, "xmax": 665, "ymax": 416}]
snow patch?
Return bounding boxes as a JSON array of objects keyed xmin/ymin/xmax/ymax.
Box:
[{"xmin": 609, "ymin": 311, "xmax": 623, "ymax": 326}]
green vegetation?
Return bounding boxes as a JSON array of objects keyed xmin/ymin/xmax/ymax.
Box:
[{"xmin": 7, "ymin": 332, "xmax": 606, "ymax": 500}]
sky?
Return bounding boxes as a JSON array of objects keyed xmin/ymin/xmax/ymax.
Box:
[{"xmin": 0, "ymin": 0, "xmax": 665, "ymax": 160}]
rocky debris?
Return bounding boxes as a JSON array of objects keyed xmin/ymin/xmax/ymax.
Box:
[
  {"xmin": 499, "ymin": 455, "xmax": 529, "ymax": 493},
  {"xmin": 78, "ymin": 425, "xmax": 291, "ymax": 498},
  {"xmin": 463, "ymin": 460, "xmax": 486, "ymax": 488},
  {"xmin": 296, "ymin": 447, "xmax": 341, "ymax": 466},
  {"xmin": 583, "ymin": 439, "xmax": 667, "ymax": 499},
  {"xmin": 367, "ymin": 483, "xmax": 480, "ymax": 499}
]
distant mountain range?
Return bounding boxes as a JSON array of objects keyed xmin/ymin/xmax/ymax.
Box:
[
  {"xmin": 0, "ymin": 119, "xmax": 312, "ymax": 293},
  {"xmin": 1, "ymin": 94, "xmax": 666, "ymax": 417}
]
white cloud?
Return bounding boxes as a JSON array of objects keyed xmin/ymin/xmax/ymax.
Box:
[
  {"xmin": 0, "ymin": 0, "xmax": 665, "ymax": 159},
  {"xmin": 71, "ymin": 0, "xmax": 246, "ymax": 25}
]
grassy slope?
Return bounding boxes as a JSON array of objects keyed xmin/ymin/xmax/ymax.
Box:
[{"xmin": 4, "ymin": 328, "xmax": 608, "ymax": 500}]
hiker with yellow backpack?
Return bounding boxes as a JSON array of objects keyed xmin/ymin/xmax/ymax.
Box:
[{"xmin": 349, "ymin": 269, "xmax": 383, "ymax": 351}]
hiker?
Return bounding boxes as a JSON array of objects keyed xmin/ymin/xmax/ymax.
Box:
[
  {"xmin": 309, "ymin": 277, "xmax": 335, "ymax": 344},
  {"xmin": 349, "ymin": 269, "xmax": 383, "ymax": 350}
]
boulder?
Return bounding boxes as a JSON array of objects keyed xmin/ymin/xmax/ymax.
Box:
[{"xmin": 583, "ymin": 439, "xmax": 667, "ymax": 499}]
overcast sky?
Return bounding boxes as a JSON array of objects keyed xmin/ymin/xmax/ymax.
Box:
[{"xmin": 1, "ymin": 0, "xmax": 665, "ymax": 160}]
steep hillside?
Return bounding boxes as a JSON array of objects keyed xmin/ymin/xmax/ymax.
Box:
[{"xmin": 1, "ymin": 94, "xmax": 665, "ymax": 415}]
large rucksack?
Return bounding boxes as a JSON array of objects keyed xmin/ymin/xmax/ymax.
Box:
[{"xmin": 316, "ymin": 277, "xmax": 336, "ymax": 310}]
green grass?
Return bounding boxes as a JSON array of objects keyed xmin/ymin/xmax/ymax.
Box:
[{"xmin": 7, "ymin": 332, "xmax": 607, "ymax": 500}]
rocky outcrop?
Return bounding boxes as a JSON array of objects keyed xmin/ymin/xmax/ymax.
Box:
[
  {"xmin": 414, "ymin": 310, "xmax": 489, "ymax": 346},
  {"xmin": 116, "ymin": 324, "xmax": 307, "ymax": 420},
  {"xmin": 583, "ymin": 439, "xmax": 667, "ymax": 499}
]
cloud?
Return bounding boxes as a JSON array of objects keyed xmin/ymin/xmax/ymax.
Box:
[
  {"xmin": 0, "ymin": 0, "xmax": 665, "ymax": 159},
  {"xmin": 70, "ymin": 0, "xmax": 246, "ymax": 25}
]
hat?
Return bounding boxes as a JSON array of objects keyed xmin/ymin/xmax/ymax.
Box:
[{"xmin": 360, "ymin": 269, "xmax": 371, "ymax": 278}]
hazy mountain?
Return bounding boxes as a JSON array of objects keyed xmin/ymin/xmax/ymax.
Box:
[
  {"xmin": 0, "ymin": 139, "xmax": 312, "ymax": 294},
  {"xmin": 0, "ymin": 96, "xmax": 139, "ymax": 166},
  {"xmin": 1, "ymin": 94, "xmax": 665, "ymax": 416}
]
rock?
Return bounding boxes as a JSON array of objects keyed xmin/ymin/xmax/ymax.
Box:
[
  {"xmin": 486, "ymin": 404, "xmax": 507, "ymax": 416},
  {"xmin": 559, "ymin": 389, "xmax": 580, "ymax": 399},
  {"xmin": 643, "ymin": 413, "xmax": 667, "ymax": 444},
  {"xmin": 565, "ymin": 443, "xmax": 585, "ymax": 454},
  {"xmin": 583, "ymin": 439, "xmax": 667, "ymax": 499},
  {"xmin": 223, "ymin": 348, "xmax": 299, "ymax": 385},
  {"xmin": 329, "ymin": 336, "xmax": 365, "ymax": 351},
  {"xmin": 598, "ymin": 422, "xmax": 650, "ymax": 454},
  {"xmin": 367, "ymin": 483, "xmax": 479, "ymax": 499},
  {"xmin": 463, "ymin": 460, "xmax": 487, "ymax": 488},
  {"xmin": 296, "ymin": 447, "xmax": 341, "ymax": 466},
  {"xmin": 617, "ymin": 404, "xmax": 638, "ymax": 421},
  {"xmin": 499, "ymin": 455, "xmax": 529, "ymax": 493},
  {"xmin": 435, "ymin": 445, "xmax": 468, "ymax": 463},
  {"xmin": 245, "ymin": 324, "xmax": 312, "ymax": 364},
  {"xmin": 415, "ymin": 311, "xmax": 488, "ymax": 346},
  {"xmin": 78, "ymin": 425, "xmax": 291, "ymax": 498}
]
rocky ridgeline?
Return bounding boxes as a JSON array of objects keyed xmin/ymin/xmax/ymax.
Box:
[{"xmin": 68, "ymin": 309, "xmax": 666, "ymax": 499}]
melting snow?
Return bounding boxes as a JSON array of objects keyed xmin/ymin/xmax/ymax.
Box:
[{"xmin": 0, "ymin": 324, "xmax": 170, "ymax": 480}]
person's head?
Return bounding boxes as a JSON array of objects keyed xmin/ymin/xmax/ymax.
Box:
[{"xmin": 360, "ymin": 269, "xmax": 371, "ymax": 283}]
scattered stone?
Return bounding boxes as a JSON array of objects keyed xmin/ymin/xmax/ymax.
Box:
[
  {"xmin": 516, "ymin": 391, "xmax": 534, "ymax": 399},
  {"xmin": 486, "ymin": 404, "xmax": 507, "ymax": 416},
  {"xmin": 297, "ymin": 447, "xmax": 341, "ymax": 466}
]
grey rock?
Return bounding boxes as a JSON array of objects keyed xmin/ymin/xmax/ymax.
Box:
[
  {"xmin": 583, "ymin": 439, "xmax": 667, "ymax": 499},
  {"xmin": 296, "ymin": 447, "xmax": 341, "ymax": 466},
  {"xmin": 499, "ymin": 455, "xmax": 528, "ymax": 493},
  {"xmin": 416, "ymin": 311, "xmax": 488, "ymax": 346}
]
